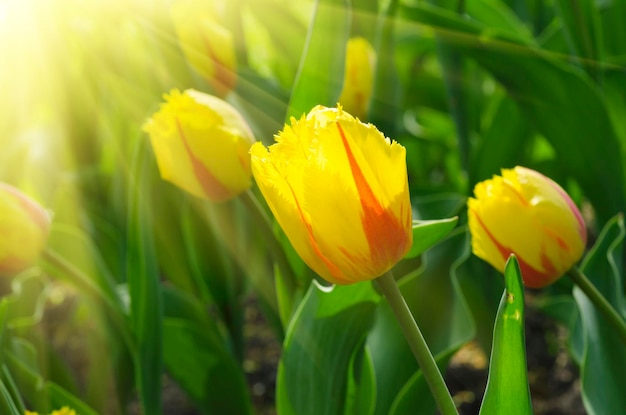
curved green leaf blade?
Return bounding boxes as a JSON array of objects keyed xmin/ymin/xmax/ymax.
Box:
[
  {"xmin": 276, "ymin": 282, "xmax": 378, "ymax": 415},
  {"xmin": 479, "ymin": 255, "xmax": 532, "ymax": 415},
  {"xmin": 404, "ymin": 217, "xmax": 458, "ymax": 259},
  {"xmin": 286, "ymin": 0, "xmax": 351, "ymax": 119},
  {"xmin": 574, "ymin": 214, "xmax": 626, "ymax": 415}
]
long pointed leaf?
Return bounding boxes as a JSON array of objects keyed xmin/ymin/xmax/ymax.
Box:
[
  {"xmin": 287, "ymin": 0, "xmax": 351, "ymax": 119},
  {"xmin": 479, "ymin": 255, "xmax": 532, "ymax": 415},
  {"xmin": 126, "ymin": 139, "xmax": 162, "ymax": 415},
  {"xmin": 574, "ymin": 214, "xmax": 626, "ymax": 414},
  {"xmin": 276, "ymin": 282, "xmax": 378, "ymax": 415}
]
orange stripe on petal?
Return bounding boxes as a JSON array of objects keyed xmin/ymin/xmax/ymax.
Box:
[
  {"xmin": 283, "ymin": 179, "xmax": 345, "ymax": 283},
  {"xmin": 473, "ymin": 212, "xmax": 554, "ymax": 288},
  {"xmin": 336, "ymin": 123, "xmax": 410, "ymax": 272},
  {"xmin": 176, "ymin": 118, "xmax": 231, "ymax": 201}
]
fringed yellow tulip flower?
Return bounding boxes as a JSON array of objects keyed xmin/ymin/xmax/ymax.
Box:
[
  {"xmin": 171, "ymin": 0, "xmax": 237, "ymax": 96},
  {"xmin": 338, "ymin": 37, "xmax": 376, "ymax": 120},
  {"xmin": 251, "ymin": 105, "xmax": 413, "ymax": 285},
  {"xmin": 468, "ymin": 166, "xmax": 587, "ymax": 288},
  {"xmin": 0, "ymin": 183, "xmax": 50, "ymax": 277},
  {"xmin": 143, "ymin": 89, "xmax": 256, "ymax": 202}
]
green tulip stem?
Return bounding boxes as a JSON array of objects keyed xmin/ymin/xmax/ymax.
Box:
[
  {"xmin": 567, "ymin": 266, "xmax": 626, "ymax": 345},
  {"xmin": 376, "ymin": 272, "xmax": 459, "ymax": 415},
  {"xmin": 240, "ymin": 190, "xmax": 298, "ymax": 313}
]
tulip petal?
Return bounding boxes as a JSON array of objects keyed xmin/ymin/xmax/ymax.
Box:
[
  {"xmin": 0, "ymin": 183, "xmax": 50, "ymax": 276},
  {"xmin": 250, "ymin": 141, "xmax": 343, "ymax": 283},
  {"xmin": 144, "ymin": 89, "xmax": 255, "ymax": 202},
  {"xmin": 468, "ymin": 166, "xmax": 586, "ymax": 287},
  {"xmin": 251, "ymin": 106, "xmax": 412, "ymax": 284}
]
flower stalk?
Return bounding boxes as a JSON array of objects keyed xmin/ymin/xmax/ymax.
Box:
[
  {"xmin": 567, "ymin": 266, "xmax": 626, "ymax": 345},
  {"xmin": 376, "ymin": 272, "xmax": 459, "ymax": 415}
]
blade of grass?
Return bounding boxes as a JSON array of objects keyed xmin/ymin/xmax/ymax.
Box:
[{"xmin": 126, "ymin": 138, "xmax": 162, "ymax": 415}]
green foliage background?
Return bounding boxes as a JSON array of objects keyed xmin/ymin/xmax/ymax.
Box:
[{"xmin": 0, "ymin": 0, "xmax": 625, "ymax": 414}]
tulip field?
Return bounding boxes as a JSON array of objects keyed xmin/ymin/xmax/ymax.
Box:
[{"xmin": 2, "ymin": 0, "xmax": 626, "ymax": 414}]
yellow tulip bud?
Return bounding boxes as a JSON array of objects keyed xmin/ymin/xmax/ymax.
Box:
[
  {"xmin": 143, "ymin": 89, "xmax": 256, "ymax": 202},
  {"xmin": 468, "ymin": 166, "xmax": 587, "ymax": 288},
  {"xmin": 251, "ymin": 105, "xmax": 413, "ymax": 285},
  {"xmin": 171, "ymin": 0, "xmax": 237, "ymax": 97},
  {"xmin": 0, "ymin": 183, "xmax": 50, "ymax": 277},
  {"xmin": 338, "ymin": 37, "xmax": 376, "ymax": 120}
]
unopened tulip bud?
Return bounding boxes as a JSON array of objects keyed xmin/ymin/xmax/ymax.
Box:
[
  {"xmin": 171, "ymin": 0, "xmax": 237, "ymax": 96},
  {"xmin": 338, "ymin": 37, "xmax": 376, "ymax": 120},
  {"xmin": 468, "ymin": 166, "xmax": 587, "ymax": 288},
  {"xmin": 0, "ymin": 183, "xmax": 50, "ymax": 277},
  {"xmin": 251, "ymin": 105, "xmax": 412, "ymax": 285},
  {"xmin": 143, "ymin": 89, "xmax": 256, "ymax": 202}
]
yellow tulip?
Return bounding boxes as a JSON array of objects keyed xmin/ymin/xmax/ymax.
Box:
[
  {"xmin": 143, "ymin": 89, "xmax": 256, "ymax": 202},
  {"xmin": 0, "ymin": 183, "xmax": 50, "ymax": 277},
  {"xmin": 338, "ymin": 37, "xmax": 376, "ymax": 120},
  {"xmin": 171, "ymin": 0, "xmax": 237, "ymax": 97},
  {"xmin": 250, "ymin": 105, "xmax": 413, "ymax": 285},
  {"xmin": 468, "ymin": 166, "xmax": 587, "ymax": 288}
]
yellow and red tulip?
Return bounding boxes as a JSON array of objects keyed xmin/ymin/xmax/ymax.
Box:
[
  {"xmin": 171, "ymin": 0, "xmax": 237, "ymax": 97},
  {"xmin": 338, "ymin": 37, "xmax": 376, "ymax": 120},
  {"xmin": 143, "ymin": 88, "xmax": 256, "ymax": 202},
  {"xmin": 250, "ymin": 105, "xmax": 412, "ymax": 285},
  {"xmin": 0, "ymin": 183, "xmax": 50, "ymax": 277},
  {"xmin": 468, "ymin": 166, "xmax": 587, "ymax": 288}
]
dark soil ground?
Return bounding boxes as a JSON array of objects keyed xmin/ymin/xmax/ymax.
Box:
[
  {"xmin": 44, "ymin": 286, "xmax": 586, "ymax": 414},
  {"xmin": 241, "ymin": 294, "xmax": 586, "ymax": 415}
]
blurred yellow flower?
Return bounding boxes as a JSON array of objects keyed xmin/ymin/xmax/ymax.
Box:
[
  {"xmin": 338, "ymin": 37, "xmax": 376, "ymax": 120},
  {"xmin": 251, "ymin": 105, "xmax": 413, "ymax": 285},
  {"xmin": 171, "ymin": 0, "xmax": 237, "ymax": 96},
  {"xmin": 25, "ymin": 407, "xmax": 77, "ymax": 415},
  {"xmin": 0, "ymin": 183, "xmax": 50, "ymax": 277},
  {"xmin": 468, "ymin": 166, "xmax": 587, "ymax": 288},
  {"xmin": 143, "ymin": 89, "xmax": 256, "ymax": 202}
]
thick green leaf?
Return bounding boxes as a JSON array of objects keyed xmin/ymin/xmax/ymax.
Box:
[
  {"xmin": 401, "ymin": 3, "xmax": 626, "ymax": 223},
  {"xmin": 574, "ymin": 214, "xmax": 626, "ymax": 415},
  {"xmin": 163, "ymin": 318, "xmax": 252, "ymax": 415},
  {"xmin": 404, "ymin": 217, "xmax": 458, "ymax": 259},
  {"xmin": 276, "ymin": 282, "xmax": 379, "ymax": 415},
  {"xmin": 553, "ymin": 0, "xmax": 603, "ymax": 79},
  {"xmin": 286, "ymin": 0, "xmax": 351, "ymax": 119},
  {"xmin": 370, "ymin": 0, "xmax": 401, "ymax": 136},
  {"xmin": 470, "ymin": 94, "xmax": 531, "ymax": 185},
  {"xmin": 126, "ymin": 139, "xmax": 162, "ymax": 415},
  {"xmin": 479, "ymin": 255, "xmax": 532, "ymax": 415}
]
